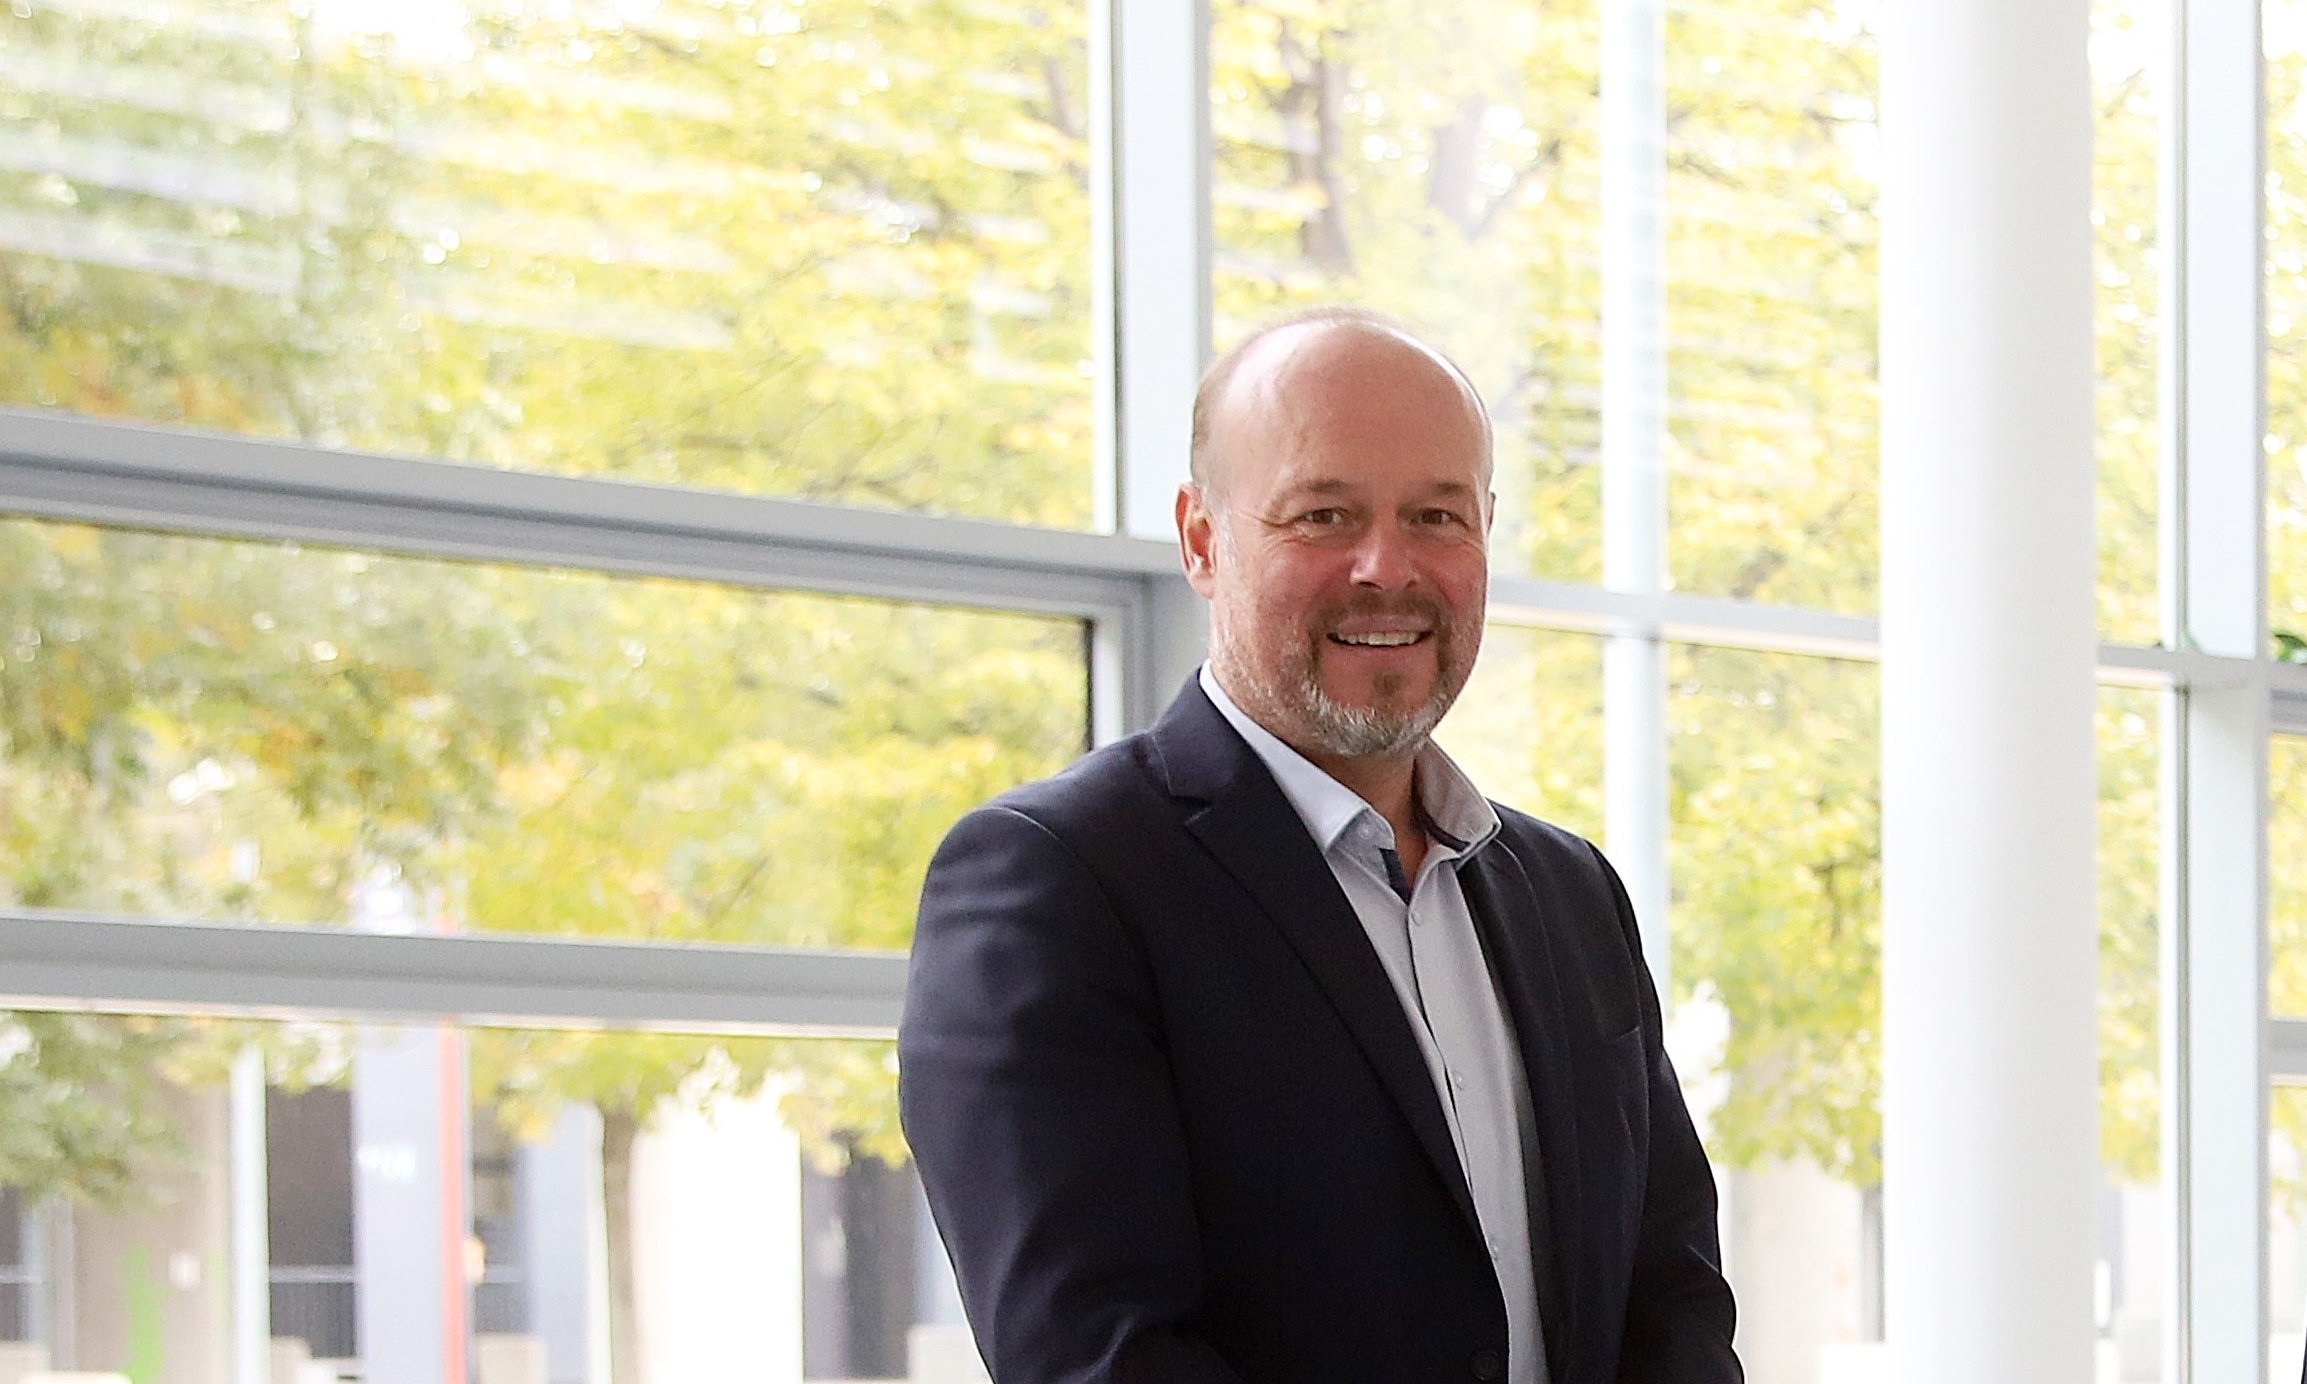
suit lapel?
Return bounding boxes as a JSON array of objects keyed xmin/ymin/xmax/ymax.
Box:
[
  {"xmin": 1151, "ymin": 684, "xmax": 1482, "ymax": 1235},
  {"xmin": 1459, "ymin": 840, "xmax": 1582, "ymax": 1383}
]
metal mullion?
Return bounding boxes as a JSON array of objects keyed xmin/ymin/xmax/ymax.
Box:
[
  {"xmin": 2271, "ymin": 662, "xmax": 2307, "ymax": 732},
  {"xmin": 1112, "ymin": 0, "xmax": 1210, "ymax": 549},
  {"xmin": 2274, "ymin": 1018, "xmax": 2307, "ymax": 1081},
  {"xmin": 0, "ymin": 910, "xmax": 907, "ymax": 1036},
  {"xmin": 2164, "ymin": 0, "xmax": 2271, "ymax": 1377},
  {"xmin": 1095, "ymin": 0, "xmax": 1214, "ymax": 735}
]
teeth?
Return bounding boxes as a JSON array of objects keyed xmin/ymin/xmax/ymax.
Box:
[{"xmin": 1335, "ymin": 632, "xmax": 1421, "ymax": 647}]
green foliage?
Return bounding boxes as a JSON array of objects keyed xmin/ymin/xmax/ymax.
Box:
[
  {"xmin": 1668, "ymin": 648, "xmax": 1880, "ymax": 1183},
  {"xmin": 2272, "ymin": 27, "xmax": 2307, "ymax": 638},
  {"xmin": 0, "ymin": 0, "xmax": 1091, "ymax": 1184},
  {"xmin": 0, "ymin": 1014, "xmax": 185, "ymax": 1206}
]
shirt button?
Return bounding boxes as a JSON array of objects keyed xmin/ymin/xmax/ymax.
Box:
[
  {"xmin": 1450, "ymin": 1070, "xmax": 1468, "ymax": 1092},
  {"xmin": 1470, "ymin": 1349, "xmax": 1505, "ymax": 1381}
]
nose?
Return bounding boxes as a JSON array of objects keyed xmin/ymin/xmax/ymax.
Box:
[{"xmin": 1349, "ymin": 521, "xmax": 1417, "ymax": 591}]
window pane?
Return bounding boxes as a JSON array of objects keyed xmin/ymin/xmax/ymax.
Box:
[
  {"xmin": 2272, "ymin": 1084, "xmax": 2307, "ymax": 1376},
  {"xmin": 1667, "ymin": 646, "xmax": 1882, "ymax": 1372},
  {"xmin": 2093, "ymin": 0, "xmax": 2165, "ymax": 647},
  {"xmin": 2097, "ymin": 686, "xmax": 2165, "ymax": 1381},
  {"xmin": 2273, "ymin": 736, "xmax": 2307, "ymax": 1014},
  {"xmin": 0, "ymin": 1010, "xmax": 962, "ymax": 1382},
  {"xmin": 1662, "ymin": 0, "xmax": 1879, "ymax": 614},
  {"xmin": 1209, "ymin": 0, "xmax": 1606, "ymax": 584},
  {"xmin": 0, "ymin": 519, "xmax": 1088, "ymax": 946},
  {"xmin": 1666, "ymin": 663, "xmax": 2168, "ymax": 1377},
  {"xmin": 0, "ymin": 0, "xmax": 1094, "ymax": 528},
  {"xmin": 2271, "ymin": 1, "xmax": 2307, "ymax": 644},
  {"xmin": 1435, "ymin": 622, "xmax": 1603, "ymax": 841}
]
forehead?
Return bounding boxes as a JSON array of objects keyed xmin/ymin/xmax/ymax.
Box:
[{"xmin": 1211, "ymin": 324, "xmax": 1489, "ymax": 498}]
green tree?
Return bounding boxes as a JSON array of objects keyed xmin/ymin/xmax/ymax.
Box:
[{"xmin": 0, "ymin": 0, "xmax": 1090, "ymax": 1370}]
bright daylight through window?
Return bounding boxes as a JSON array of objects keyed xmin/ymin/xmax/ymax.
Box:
[{"xmin": 0, "ymin": 0, "xmax": 2294, "ymax": 1377}]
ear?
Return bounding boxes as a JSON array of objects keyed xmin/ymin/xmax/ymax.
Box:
[{"xmin": 1177, "ymin": 483, "xmax": 1220, "ymax": 597}]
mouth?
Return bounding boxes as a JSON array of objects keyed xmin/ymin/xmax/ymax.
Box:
[{"xmin": 1327, "ymin": 631, "xmax": 1431, "ymax": 649}]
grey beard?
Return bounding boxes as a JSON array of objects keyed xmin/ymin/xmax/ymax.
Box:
[
  {"xmin": 1208, "ymin": 603, "xmax": 1467, "ymax": 762},
  {"xmin": 1296, "ymin": 670, "xmax": 1448, "ymax": 759}
]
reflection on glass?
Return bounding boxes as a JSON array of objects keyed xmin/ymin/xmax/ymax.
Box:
[
  {"xmin": 2092, "ymin": 0, "xmax": 2164, "ymax": 646},
  {"xmin": 1667, "ymin": 646, "xmax": 1882, "ymax": 1372},
  {"xmin": 2273, "ymin": 737, "xmax": 2307, "ymax": 1013},
  {"xmin": 2272, "ymin": 2, "xmax": 2307, "ymax": 645},
  {"xmin": 2273, "ymin": 1085, "xmax": 2307, "ymax": 1376},
  {"xmin": 2097, "ymin": 686, "xmax": 2164, "ymax": 1381},
  {"xmin": 0, "ymin": 0, "xmax": 1093, "ymax": 527},
  {"xmin": 1663, "ymin": 664, "xmax": 2169, "ymax": 1378},
  {"xmin": 1209, "ymin": 0, "xmax": 1604, "ymax": 583},
  {"xmin": 0, "ymin": 520, "xmax": 1088, "ymax": 946},
  {"xmin": 1435, "ymin": 623, "xmax": 1603, "ymax": 841},
  {"xmin": 0, "ymin": 1012, "xmax": 949, "ymax": 1383},
  {"xmin": 1661, "ymin": 0, "xmax": 1879, "ymax": 614}
]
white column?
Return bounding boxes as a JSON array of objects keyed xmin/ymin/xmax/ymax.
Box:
[
  {"xmin": 1878, "ymin": 0, "xmax": 2099, "ymax": 1381},
  {"xmin": 1600, "ymin": 0, "xmax": 1671, "ymax": 987},
  {"xmin": 2162, "ymin": 0, "xmax": 2268, "ymax": 1377}
]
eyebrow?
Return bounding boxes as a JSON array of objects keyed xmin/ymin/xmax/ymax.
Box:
[{"xmin": 1270, "ymin": 479, "xmax": 1481, "ymax": 502}]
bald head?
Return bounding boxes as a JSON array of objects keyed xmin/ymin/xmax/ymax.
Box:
[{"xmin": 1189, "ymin": 308, "xmax": 1494, "ymax": 508}]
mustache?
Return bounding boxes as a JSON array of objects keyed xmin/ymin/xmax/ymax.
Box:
[{"xmin": 1310, "ymin": 594, "xmax": 1452, "ymax": 633}]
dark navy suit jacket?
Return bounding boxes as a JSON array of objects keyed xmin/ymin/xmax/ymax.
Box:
[{"xmin": 899, "ymin": 682, "xmax": 1741, "ymax": 1384}]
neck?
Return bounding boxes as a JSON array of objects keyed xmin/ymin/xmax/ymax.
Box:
[
  {"xmin": 1301, "ymin": 748, "xmax": 1417, "ymax": 829},
  {"xmin": 1205, "ymin": 658, "xmax": 1429, "ymax": 849}
]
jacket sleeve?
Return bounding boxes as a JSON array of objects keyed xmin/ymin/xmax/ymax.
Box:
[
  {"xmin": 1590, "ymin": 845, "xmax": 1746, "ymax": 1384},
  {"xmin": 899, "ymin": 803, "xmax": 1252, "ymax": 1384}
]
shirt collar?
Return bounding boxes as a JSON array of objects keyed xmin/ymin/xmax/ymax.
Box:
[{"xmin": 1198, "ymin": 664, "xmax": 1499, "ymax": 859}]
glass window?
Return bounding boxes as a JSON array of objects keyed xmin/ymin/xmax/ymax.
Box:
[
  {"xmin": 1209, "ymin": 0, "xmax": 1606, "ymax": 585},
  {"xmin": 0, "ymin": 0, "xmax": 1094, "ymax": 528},
  {"xmin": 2270, "ymin": 0, "xmax": 2307, "ymax": 646},
  {"xmin": 0, "ymin": 519, "xmax": 1089, "ymax": 946},
  {"xmin": 1662, "ymin": 0, "xmax": 1879, "ymax": 615},
  {"xmin": 1434, "ymin": 622, "xmax": 1603, "ymax": 840},
  {"xmin": 2272, "ymin": 1083, "xmax": 2307, "ymax": 1376},
  {"xmin": 2092, "ymin": 0, "xmax": 2164, "ymax": 647},
  {"xmin": 0, "ymin": 1010, "xmax": 954, "ymax": 1382},
  {"xmin": 2097, "ymin": 685, "xmax": 2164, "ymax": 1381},
  {"xmin": 2274, "ymin": 735, "xmax": 2307, "ymax": 1015},
  {"xmin": 1662, "ymin": 660, "xmax": 2164, "ymax": 1378},
  {"xmin": 1667, "ymin": 646, "xmax": 1882, "ymax": 1372}
]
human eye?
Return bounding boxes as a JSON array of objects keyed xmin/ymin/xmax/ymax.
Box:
[
  {"xmin": 1414, "ymin": 505, "xmax": 1471, "ymax": 528},
  {"xmin": 1296, "ymin": 507, "xmax": 1350, "ymax": 528}
]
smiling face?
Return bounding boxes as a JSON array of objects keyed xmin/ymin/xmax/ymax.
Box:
[{"xmin": 1179, "ymin": 320, "xmax": 1492, "ymax": 769}]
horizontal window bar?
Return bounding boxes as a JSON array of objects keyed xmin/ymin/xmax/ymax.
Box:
[
  {"xmin": 2272, "ymin": 1017, "xmax": 2307, "ymax": 1083},
  {"xmin": 0, "ymin": 909, "xmax": 905, "ymax": 1036},
  {"xmin": 0, "ymin": 407, "xmax": 1167, "ymax": 620},
  {"xmin": 1488, "ymin": 574, "xmax": 1878, "ymax": 658},
  {"xmin": 0, "ymin": 406, "xmax": 2283, "ymax": 700},
  {"xmin": 2273, "ymin": 663, "xmax": 2307, "ymax": 734}
]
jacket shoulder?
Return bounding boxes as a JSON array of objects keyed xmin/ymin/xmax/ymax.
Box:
[
  {"xmin": 1491, "ymin": 801, "xmax": 1606, "ymax": 871},
  {"xmin": 963, "ymin": 731, "xmax": 1172, "ymax": 847}
]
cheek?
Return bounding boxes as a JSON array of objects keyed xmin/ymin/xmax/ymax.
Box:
[{"xmin": 1433, "ymin": 555, "xmax": 1489, "ymax": 616}]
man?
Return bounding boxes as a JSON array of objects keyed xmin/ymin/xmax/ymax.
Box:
[{"xmin": 899, "ymin": 309, "xmax": 1740, "ymax": 1384}]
